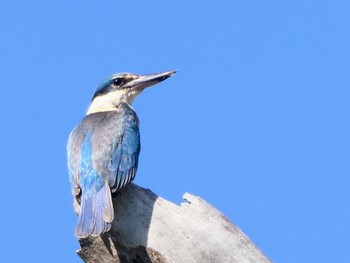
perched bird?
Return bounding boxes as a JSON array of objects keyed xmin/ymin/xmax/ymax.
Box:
[{"xmin": 67, "ymin": 70, "xmax": 176, "ymax": 238}]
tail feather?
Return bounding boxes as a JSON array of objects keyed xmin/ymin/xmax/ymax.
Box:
[{"xmin": 75, "ymin": 184, "xmax": 114, "ymax": 238}]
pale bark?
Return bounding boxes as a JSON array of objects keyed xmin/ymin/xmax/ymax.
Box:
[{"xmin": 77, "ymin": 184, "xmax": 271, "ymax": 263}]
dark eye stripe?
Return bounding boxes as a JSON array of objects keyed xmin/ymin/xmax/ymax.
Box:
[
  {"xmin": 91, "ymin": 75, "xmax": 127, "ymax": 101},
  {"xmin": 92, "ymin": 79, "xmax": 114, "ymax": 100}
]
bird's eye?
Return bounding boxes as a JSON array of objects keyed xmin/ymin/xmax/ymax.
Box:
[{"xmin": 113, "ymin": 78, "xmax": 124, "ymax": 86}]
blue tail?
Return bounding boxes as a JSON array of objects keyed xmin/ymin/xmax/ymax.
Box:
[{"xmin": 75, "ymin": 184, "xmax": 114, "ymax": 238}]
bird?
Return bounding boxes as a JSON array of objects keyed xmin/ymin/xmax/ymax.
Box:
[{"xmin": 67, "ymin": 70, "xmax": 176, "ymax": 238}]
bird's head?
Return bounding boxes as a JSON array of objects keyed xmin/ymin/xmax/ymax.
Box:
[{"xmin": 87, "ymin": 70, "xmax": 176, "ymax": 115}]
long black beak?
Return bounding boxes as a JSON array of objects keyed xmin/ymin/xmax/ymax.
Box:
[{"xmin": 124, "ymin": 70, "xmax": 177, "ymax": 90}]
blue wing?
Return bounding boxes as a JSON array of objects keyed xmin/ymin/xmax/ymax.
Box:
[
  {"xmin": 90, "ymin": 107, "xmax": 140, "ymax": 192},
  {"xmin": 107, "ymin": 118, "xmax": 140, "ymax": 192}
]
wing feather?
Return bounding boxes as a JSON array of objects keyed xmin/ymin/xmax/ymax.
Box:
[
  {"xmin": 90, "ymin": 107, "xmax": 140, "ymax": 193},
  {"xmin": 108, "ymin": 112, "xmax": 140, "ymax": 192}
]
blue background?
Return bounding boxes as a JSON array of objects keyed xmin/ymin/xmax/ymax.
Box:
[{"xmin": 0, "ymin": 1, "xmax": 349, "ymax": 262}]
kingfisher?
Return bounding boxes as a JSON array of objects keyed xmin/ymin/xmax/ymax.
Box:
[{"xmin": 67, "ymin": 70, "xmax": 176, "ymax": 238}]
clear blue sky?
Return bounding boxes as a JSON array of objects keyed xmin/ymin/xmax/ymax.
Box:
[{"xmin": 0, "ymin": 1, "xmax": 349, "ymax": 262}]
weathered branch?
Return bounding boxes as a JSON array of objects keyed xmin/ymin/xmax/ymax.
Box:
[{"xmin": 77, "ymin": 184, "xmax": 271, "ymax": 263}]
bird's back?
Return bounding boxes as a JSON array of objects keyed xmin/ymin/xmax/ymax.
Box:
[{"xmin": 67, "ymin": 103, "xmax": 141, "ymax": 237}]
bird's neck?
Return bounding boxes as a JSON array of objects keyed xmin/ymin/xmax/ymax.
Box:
[
  {"xmin": 86, "ymin": 101, "xmax": 117, "ymax": 115},
  {"xmin": 86, "ymin": 90, "xmax": 141, "ymax": 115}
]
